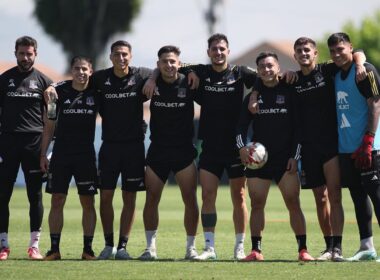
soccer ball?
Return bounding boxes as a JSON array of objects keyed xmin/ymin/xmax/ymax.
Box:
[{"xmin": 245, "ymin": 142, "xmax": 268, "ymax": 170}]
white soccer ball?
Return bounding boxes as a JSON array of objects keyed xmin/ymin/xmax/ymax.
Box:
[{"xmin": 245, "ymin": 142, "xmax": 268, "ymax": 170}]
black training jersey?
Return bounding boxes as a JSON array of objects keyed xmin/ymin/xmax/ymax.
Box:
[
  {"xmin": 183, "ymin": 64, "xmax": 257, "ymax": 154},
  {"xmin": 149, "ymin": 74, "xmax": 194, "ymax": 147},
  {"xmin": 0, "ymin": 67, "xmax": 52, "ymax": 133},
  {"xmin": 293, "ymin": 62, "xmax": 338, "ymax": 145},
  {"xmin": 236, "ymin": 79, "xmax": 301, "ymax": 160},
  {"xmin": 52, "ymin": 81, "xmax": 98, "ymax": 154},
  {"xmin": 92, "ymin": 66, "xmax": 152, "ymax": 142}
]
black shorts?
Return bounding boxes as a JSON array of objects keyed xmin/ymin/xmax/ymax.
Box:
[
  {"xmin": 339, "ymin": 151, "xmax": 380, "ymax": 190},
  {"xmin": 0, "ymin": 132, "xmax": 43, "ymax": 195},
  {"xmin": 198, "ymin": 149, "xmax": 244, "ymax": 180},
  {"xmin": 146, "ymin": 143, "xmax": 197, "ymax": 183},
  {"xmin": 98, "ymin": 141, "xmax": 145, "ymax": 192},
  {"xmin": 300, "ymin": 142, "xmax": 338, "ymax": 189},
  {"xmin": 245, "ymin": 150, "xmax": 289, "ymax": 184},
  {"xmin": 46, "ymin": 152, "xmax": 98, "ymax": 195}
]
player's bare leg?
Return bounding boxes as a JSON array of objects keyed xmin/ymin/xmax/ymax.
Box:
[
  {"xmin": 230, "ymin": 176, "xmax": 248, "ymax": 259},
  {"xmin": 175, "ymin": 162, "xmax": 199, "ymax": 259}
]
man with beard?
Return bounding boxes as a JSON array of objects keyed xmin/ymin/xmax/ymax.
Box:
[{"xmin": 0, "ymin": 36, "xmax": 52, "ymax": 260}]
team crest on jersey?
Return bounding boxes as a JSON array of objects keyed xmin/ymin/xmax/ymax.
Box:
[
  {"xmin": 86, "ymin": 96, "xmax": 95, "ymax": 106},
  {"xmin": 104, "ymin": 78, "xmax": 111, "ymax": 85},
  {"xmin": 226, "ymin": 73, "xmax": 236, "ymax": 85},
  {"xmin": 29, "ymin": 80, "xmax": 38, "ymax": 89},
  {"xmin": 314, "ymin": 72, "xmax": 324, "ymax": 84},
  {"xmin": 205, "ymin": 77, "xmax": 211, "ymax": 82},
  {"xmin": 177, "ymin": 88, "xmax": 186, "ymax": 98},
  {"xmin": 276, "ymin": 95, "xmax": 285, "ymax": 104},
  {"xmin": 8, "ymin": 79, "xmax": 15, "ymax": 87},
  {"xmin": 127, "ymin": 77, "xmax": 136, "ymax": 86}
]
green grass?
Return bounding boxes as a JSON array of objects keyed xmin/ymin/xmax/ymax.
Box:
[{"xmin": 1, "ymin": 185, "xmax": 380, "ymax": 279}]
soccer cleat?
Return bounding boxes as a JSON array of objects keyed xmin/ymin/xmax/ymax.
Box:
[
  {"xmin": 234, "ymin": 246, "xmax": 246, "ymax": 260},
  {"xmin": 0, "ymin": 247, "xmax": 10, "ymax": 261},
  {"xmin": 316, "ymin": 249, "xmax": 333, "ymax": 261},
  {"xmin": 298, "ymin": 249, "xmax": 315, "ymax": 261},
  {"xmin": 97, "ymin": 246, "xmax": 116, "ymax": 260},
  {"xmin": 44, "ymin": 250, "xmax": 61, "ymax": 261},
  {"xmin": 82, "ymin": 250, "xmax": 97, "ymax": 260},
  {"xmin": 185, "ymin": 247, "xmax": 198, "ymax": 260},
  {"xmin": 115, "ymin": 248, "xmax": 132, "ymax": 260},
  {"xmin": 138, "ymin": 248, "xmax": 157, "ymax": 261},
  {"xmin": 194, "ymin": 247, "xmax": 217, "ymax": 261},
  {"xmin": 331, "ymin": 248, "xmax": 345, "ymax": 262},
  {"xmin": 28, "ymin": 247, "xmax": 43, "ymax": 260},
  {"xmin": 346, "ymin": 249, "xmax": 377, "ymax": 262},
  {"xmin": 242, "ymin": 250, "xmax": 264, "ymax": 262}
]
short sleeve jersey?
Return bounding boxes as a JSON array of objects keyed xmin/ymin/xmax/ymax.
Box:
[
  {"xmin": 149, "ymin": 74, "xmax": 194, "ymax": 147},
  {"xmin": 91, "ymin": 66, "xmax": 152, "ymax": 142},
  {"xmin": 293, "ymin": 63, "xmax": 338, "ymax": 146},
  {"xmin": 236, "ymin": 79, "xmax": 300, "ymax": 160},
  {"xmin": 187, "ymin": 64, "xmax": 257, "ymax": 153},
  {"xmin": 52, "ymin": 81, "xmax": 98, "ymax": 155},
  {"xmin": 0, "ymin": 67, "xmax": 52, "ymax": 133}
]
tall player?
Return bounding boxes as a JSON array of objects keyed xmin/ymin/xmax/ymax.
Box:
[
  {"xmin": 40, "ymin": 56, "xmax": 98, "ymax": 261},
  {"xmin": 0, "ymin": 36, "xmax": 52, "ymax": 260},
  {"xmin": 236, "ymin": 52, "xmax": 314, "ymax": 262},
  {"xmin": 138, "ymin": 46, "xmax": 199, "ymax": 261},
  {"xmin": 184, "ymin": 34, "xmax": 257, "ymax": 260},
  {"xmin": 328, "ymin": 32, "xmax": 380, "ymax": 262}
]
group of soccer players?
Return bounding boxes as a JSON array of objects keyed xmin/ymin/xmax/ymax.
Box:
[{"xmin": 0, "ymin": 32, "xmax": 379, "ymax": 263}]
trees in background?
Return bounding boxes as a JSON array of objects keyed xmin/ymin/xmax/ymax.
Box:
[{"xmin": 34, "ymin": 0, "xmax": 142, "ymax": 71}]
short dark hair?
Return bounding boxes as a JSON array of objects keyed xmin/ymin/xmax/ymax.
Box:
[
  {"xmin": 110, "ymin": 40, "xmax": 132, "ymax": 52},
  {"xmin": 293, "ymin": 37, "xmax": 316, "ymax": 50},
  {"xmin": 15, "ymin": 36, "xmax": 37, "ymax": 51},
  {"xmin": 327, "ymin": 32, "xmax": 351, "ymax": 47},
  {"xmin": 256, "ymin": 51, "xmax": 279, "ymax": 66},
  {"xmin": 207, "ymin": 33, "xmax": 229, "ymax": 48},
  {"xmin": 70, "ymin": 56, "xmax": 93, "ymax": 68},
  {"xmin": 157, "ymin": 45, "xmax": 181, "ymax": 58}
]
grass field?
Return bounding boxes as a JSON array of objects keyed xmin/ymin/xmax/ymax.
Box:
[{"xmin": 1, "ymin": 185, "xmax": 380, "ymax": 279}]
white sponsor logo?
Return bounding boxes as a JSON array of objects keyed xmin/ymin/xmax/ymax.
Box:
[
  {"xmin": 8, "ymin": 79, "xmax": 15, "ymax": 87},
  {"xmin": 153, "ymin": 101, "xmax": 185, "ymax": 108},
  {"xmin": 104, "ymin": 92, "xmax": 136, "ymax": 99},
  {"xmin": 63, "ymin": 109, "xmax": 90, "ymax": 114},
  {"xmin": 205, "ymin": 78, "xmax": 211, "ymax": 82},
  {"xmin": 88, "ymin": 186, "xmax": 95, "ymax": 191},
  {"xmin": 6, "ymin": 92, "xmax": 41, "ymax": 99},
  {"xmin": 371, "ymin": 175, "xmax": 378, "ymax": 181},
  {"xmin": 64, "ymin": 99, "xmax": 71, "ymax": 104},
  {"xmin": 204, "ymin": 85, "xmax": 234, "ymax": 93},
  {"xmin": 337, "ymin": 91, "xmax": 348, "ymax": 104},
  {"xmin": 340, "ymin": 113, "xmax": 351, "ymax": 128},
  {"xmin": 259, "ymin": 108, "xmax": 288, "ymax": 114}
]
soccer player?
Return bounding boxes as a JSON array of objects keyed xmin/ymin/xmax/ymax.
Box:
[
  {"xmin": 179, "ymin": 34, "xmax": 258, "ymax": 260},
  {"xmin": 138, "ymin": 46, "xmax": 199, "ymax": 261},
  {"xmin": 40, "ymin": 56, "xmax": 98, "ymax": 261},
  {"xmin": 292, "ymin": 37, "xmax": 366, "ymax": 261},
  {"xmin": 236, "ymin": 52, "xmax": 314, "ymax": 262},
  {"xmin": 0, "ymin": 36, "xmax": 52, "ymax": 260},
  {"xmin": 328, "ymin": 32, "xmax": 380, "ymax": 262}
]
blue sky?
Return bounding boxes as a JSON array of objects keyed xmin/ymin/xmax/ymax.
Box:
[{"xmin": 0, "ymin": 0, "xmax": 379, "ymax": 74}]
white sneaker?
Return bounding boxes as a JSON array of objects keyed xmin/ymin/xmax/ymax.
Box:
[
  {"xmin": 234, "ymin": 246, "xmax": 246, "ymax": 260},
  {"xmin": 185, "ymin": 247, "xmax": 198, "ymax": 260},
  {"xmin": 97, "ymin": 246, "xmax": 116, "ymax": 260},
  {"xmin": 194, "ymin": 247, "xmax": 217, "ymax": 261},
  {"xmin": 138, "ymin": 248, "xmax": 157, "ymax": 261},
  {"xmin": 115, "ymin": 248, "xmax": 132, "ymax": 260},
  {"xmin": 332, "ymin": 248, "xmax": 345, "ymax": 262},
  {"xmin": 346, "ymin": 249, "xmax": 377, "ymax": 262},
  {"xmin": 316, "ymin": 249, "xmax": 333, "ymax": 261}
]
